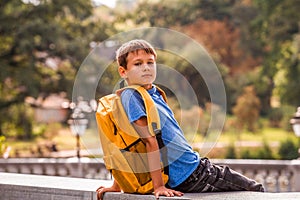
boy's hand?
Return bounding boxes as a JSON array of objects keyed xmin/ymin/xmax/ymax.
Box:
[
  {"xmin": 154, "ymin": 186, "xmax": 183, "ymax": 199},
  {"xmin": 96, "ymin": 185, "xmax": 121, "ymax": 200}
]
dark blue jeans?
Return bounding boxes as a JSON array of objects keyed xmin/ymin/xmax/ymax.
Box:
[{"xmin": 173, "ymin": 158, "xmax": 264, "ymax": 193}]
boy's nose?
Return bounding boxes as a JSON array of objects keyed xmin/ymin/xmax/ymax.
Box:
[{"xmin": 143, "ymin": 64, "xmax": 150, "ymax": 70}]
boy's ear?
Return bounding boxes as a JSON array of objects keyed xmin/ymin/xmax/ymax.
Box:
[{"xmin": 118, "ymin": 66, "xmax": 127, "ymax": 78}]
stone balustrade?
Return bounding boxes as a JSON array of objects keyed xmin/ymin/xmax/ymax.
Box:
[
  {"xmin": 212, "ymin": 159, "xmax": 300, "ymax": 192},
  {"xmin": 0, "ymin": 158, "xmax": 299, "ymax": 192},
  {"xmin": 0, "ymin": 157, "xmax": 111, "ymax": 180}
]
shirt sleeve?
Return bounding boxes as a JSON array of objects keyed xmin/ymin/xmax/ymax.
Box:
[{"xmin": 121, "ymin": 89, "xmax": 146, "ymax": 123}]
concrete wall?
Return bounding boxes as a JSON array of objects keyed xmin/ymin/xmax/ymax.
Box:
[
  {"xmin": 0, "ymin": 172, "xmax": 110, "ymax": 200},
  {"xmin": 1, "ymin": 172, "xmax": 300, "ymax": 200}
]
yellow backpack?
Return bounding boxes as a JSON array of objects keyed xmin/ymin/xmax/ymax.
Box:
[{"xmin": 96, "ymin": 85, "xmax": 169, "ymax": 194}]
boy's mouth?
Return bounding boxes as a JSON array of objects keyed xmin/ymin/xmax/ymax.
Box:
[{"xmin": 142, "ymin": 74, "xmax": 152, "ymax": 77}]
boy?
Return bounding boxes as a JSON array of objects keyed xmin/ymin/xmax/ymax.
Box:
[{"xmin": 96, "ymin": 39, "xmax": 264, "ymax": 200}]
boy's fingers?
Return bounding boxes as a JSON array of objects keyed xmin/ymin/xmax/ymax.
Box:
[
  {"xmin": 174, "ymin": 190, "xmax": 184, "ymax": 196},
  {"xmin": 155, "ymin": 191, "xmax": 165, "ymax": 199},
  {"xmin": 155, "ymin": 189, "xmax": 182, "ymax": 199},
  {"xmin": 97, "ymin": 190, "xmax": 102, "ymax": 200},
  {"xmin": 174, "ymin": 191, "xmax": 183, "ymax": 196},
  {"xmin": 96, "ymin": 186, "xmax": 104, "ymax": 191},
  {"xmin": 96, "ymin": 188, "xmax": 106, "ymax": 200}
]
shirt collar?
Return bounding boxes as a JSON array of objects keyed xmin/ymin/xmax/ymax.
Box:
[{"xmin": 147, "ymin": 84, "xmax": 157, "ymax": 95}]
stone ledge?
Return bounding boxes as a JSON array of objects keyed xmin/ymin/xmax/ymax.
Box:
[
  {"xmin": 104, "ymin": 191, "xmax": 300, "ymax": 200},
  {"xmin": 0, "ymin": 172, "xmax": 110, "ymax": 200},
  {"xmin": 1, "ymin": 172, "xmax": 300, "ymax": 200},
  {"xmin": 103, "ymin": 192, "xmax": 191, "ymax": 199}
]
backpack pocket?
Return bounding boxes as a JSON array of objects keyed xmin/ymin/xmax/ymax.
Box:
[{"xmin": 121, "ymin": 138, "xmax": 152, "ymax": 185}]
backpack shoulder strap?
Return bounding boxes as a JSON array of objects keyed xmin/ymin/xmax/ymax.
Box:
[
  {"xmin": 116, "ymin": 85, "xmax": 161, "ymax": 136},
  {"xmin": 117, "ymin": 85, "xmax": 169, "ymax": 175}
]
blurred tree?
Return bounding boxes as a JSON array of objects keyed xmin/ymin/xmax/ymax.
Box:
[
  {"xmin": 125, "ymin": 0, "xmax": 300, "ymax": 115},
  {"xmin": 2, "ymin": 0, "xmax": 299, "ymax": 139},
  {"xmin": 249, "ymin": 0, "xmax": 300, "ymax": 113},
  {"xmin": 274, "ymin": 35, "xmax": 300, "ymax": 107},
  {"xmin": 0, "ymin": 0, "xmax": 111, "ymax": 138},
  {"xmin": 232, "ymin": 85, "xmax": 261, "ymax": 132},
  {"xmin": 124, "ymin": 0, "xmax": 234, "ymax": 27},
  {"xmin": 117, "ymin": 0, "xmax": 263, "ymax": 112}
]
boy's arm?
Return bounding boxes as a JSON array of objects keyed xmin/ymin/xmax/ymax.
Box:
[{"xmin": 133, "ymin": 116, "xmax": 183, "ymax": 198}]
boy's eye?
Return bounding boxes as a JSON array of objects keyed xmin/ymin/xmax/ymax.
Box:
[
  {"xmin": 134, "ymin": 62, "xmax": 142, "ymax": 66},
  {"xmin": 133, "ymin": 61, "xmax": 155, "ymax": 66}
]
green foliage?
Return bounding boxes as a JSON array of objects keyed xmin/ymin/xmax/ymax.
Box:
[
  {"xmin": 251, "ymin": 0, "xmax": 300, "ymax": 111},
  {"xmin": 225, "ymin": 69, "xmax": 263, "ymax": 114},
  {"xmin": 2, "ymin": 104, "xmax": 34, "ymax": 140},
  {"xmin": 225, "ymin": 143, "xmax": 237, "ymax": 159},
  {"xmin": 257, "ymin": 141, "xmax": 274, "ymax": 159},
  {"xmin": 240, "ymin": 149, "xmax": 255, "ymax": 159},
  {"xmin": 1, "ymin": 0, "xmax": 300, "ymax": 143},
  {"xmin": 0, "ymin": 0, "xmax": 112, "ymax": 138},
  {"xmin": 128, "ymin": 0, "xmax": 235, "ymax": 27},
  {"xmin": 230, "ymin": 141, "xmax": 274, "ymax": 160},
  {"xmin": 274, "ymin": 40, "xmax": 300, "ymax": 107},
  {"xmin": 280, "ymin": 105, "xmax": 296, "ymax": 131},
  {"xmin": 0, "ymin": 136, "xmax": 7, "ymax": 157},
  {"xmin": 232, "ymin": 86, "xmax": 261, "ymax": 132},
  {"xmin": 278, "ymin": 139, "xmax": 299, "ymax": 160},
  {"xmin": 252, "ymin": 0, "xmax": 300, "ymax": 43},
  {"xmin": 133, "ymin": 0, "xmax": 300, "ymax": 116},
  {"xmin": 268, "ymin": 107, "xmax": 284, "ymax": 128}
]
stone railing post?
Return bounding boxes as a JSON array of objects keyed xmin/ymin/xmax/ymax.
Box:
[
  {"xmin": 65, "ymin": 157, "xmax": 94, "ymax": 178},
  {"xmin": 290, "ymin": 159, "xmax": 300, "ymax": 192}
]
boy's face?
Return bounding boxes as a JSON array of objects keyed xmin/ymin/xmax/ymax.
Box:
[{"xmin": 119, "ymin": 49, "xmax": 156, "ymax": 89}]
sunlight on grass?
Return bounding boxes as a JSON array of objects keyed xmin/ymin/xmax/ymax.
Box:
[{"xmin": 219, "ymin": 128, "xmax": 296, "ymax": 143}]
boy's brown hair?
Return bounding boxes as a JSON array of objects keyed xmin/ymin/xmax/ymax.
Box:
[{"xmin": 116, "ymin": 39, "xmax": 157, "ymax": 69}]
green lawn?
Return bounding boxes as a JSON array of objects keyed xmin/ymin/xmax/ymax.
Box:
[
  {"xmin": 186, "ymin": 125, "xmax": 298, "ymax": 159},
  {"xmin": 219, "ymin": 127, "xmax": 296, "ymax": 143}
]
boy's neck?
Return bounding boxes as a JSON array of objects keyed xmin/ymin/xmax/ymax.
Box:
[
  {"xmin": 142, "ymin": 84, "xmax": 153, "ymax": 90},
  {"xmin": 128, "ymin": 83, "xmax": 152, "ymax": 90}
]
